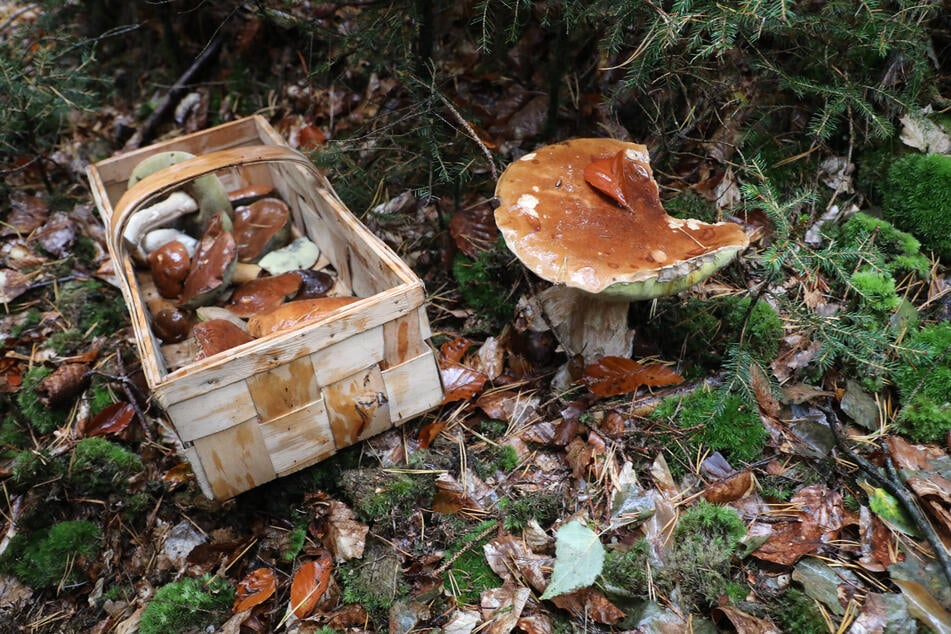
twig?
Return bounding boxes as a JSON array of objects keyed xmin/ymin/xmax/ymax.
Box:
[
  {"xmin": 821, "ymin": 405, "xmax": 951, "ymax": 588},
  {"xmin": 123, "ymin": 32, "xmax": 225, "ymax": 150},
  {"xmin": 85, "ymin": 353, "xmax": 153, "ymax": 442}
]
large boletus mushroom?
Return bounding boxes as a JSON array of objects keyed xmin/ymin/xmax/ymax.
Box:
[{"xmin": 495, "ymin": 138, "xmax": 749, "ymax": 361}]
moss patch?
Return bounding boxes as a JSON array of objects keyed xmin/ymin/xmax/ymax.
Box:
[
  {"xmin": 139, "ymin": 575, "xmax": 234, "ymax": 634},
  {"xmin": 893, "ymin": 322, "xmax": 951, "ymax": 443},
  {"xmin": 0, "ymin": 520, "xmax": 100, "ymax": 589},
  {"xmin": 69, "ymin": 437, "xmax": 143, "ymax": 496},
  {"xmin": 883, "ymin": 153, "xmax": 951, "ymax": 260}
]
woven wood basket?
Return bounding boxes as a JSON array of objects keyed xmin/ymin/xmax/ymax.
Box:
[{"xmin": 86, "ymin": 116, "xmax": 444, "ymax": 499}]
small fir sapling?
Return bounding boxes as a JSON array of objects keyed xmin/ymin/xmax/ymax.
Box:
[
  {"xmin": 892, "ymin": 322, "xmax": 951, "ymax": 443},
  {"xmin": 138, "ymin": 575, "xmax": 234, "ymax": 634},
  {"xmin": 0, "ymin": 520, "xmax": 100, "ymax": 589},
  {"xmin": 882, "ymin": 153, "xmax": 951, "ymax": 261}
]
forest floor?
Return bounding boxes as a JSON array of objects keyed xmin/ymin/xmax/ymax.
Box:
[{"xmin": 1, "ymin": 3, "xmax": 950, "ymax": 633}]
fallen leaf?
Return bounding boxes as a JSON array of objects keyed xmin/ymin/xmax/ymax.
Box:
[
  {"xmin": 540, "ymin": 520, "xmax": 604, "ymax": 600},
  {"xmin": 703, "ymin": 470, "xmax": 754, "ymax": 504},
  {"xmin": 440, "ymin": 337, "xmax": 473, "ymax": 364},
  {"xmin": 583, "ymin": 150, "xmax": 636, "ymax": 210},
  {"xmin": 326, "ymin": 500, "xmax": 368, "ymax": 562},
  {"xmin": 481, "ymin": 582, "xmax": 531, "ymax": 634},
  {"xmin": 712, "ymin": 606, "xmax": 780, "ymax": 633},
  {"xmin": 449, "ymin": 204, "xmax": 498, "ymax": 257},
  {"xmin": 82, "ymin": 402, "xmax": 135, "ymax": 437},
  {"xmin": 417, "ymin": 420, "xmax": 446, "ymax": 449},
  {"xmin": 440, "ymin": 362, "xmax": 488, "ymax": 403},
  {"xmin": 0, "ymin": 268, "xmax": 29, "ymax": 304},
  {"xmin": 550, "ymin": 587, "xmax": 624, "ymax": 625},
  {"xmin": 582, "ymin": 356, "xmax": 683, "ymax": 397},
  {"xmin": 289, "ymin": 551, "xmax": 333, "ymax": 618},
  {"xmin": 233, "ymin": 567, "xmax": 277, "ymax": 613},
  {"xmin": 484, "ymin": 535, "xmax": 553, "ymax": 593}
]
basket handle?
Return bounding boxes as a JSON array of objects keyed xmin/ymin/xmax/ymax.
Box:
[{"xmin": 110, "ymin": 144, "xmax": 317, "ymax": 249}]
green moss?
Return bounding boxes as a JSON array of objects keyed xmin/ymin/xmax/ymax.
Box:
[
  {"xmin": 16, "ymin": 366, "xmax": 68, "ymax": 435},
  {"xmin": 69, "ymin": 437, "xmax": 143, "ymax": 496},
  {"xmin": 893, "ymin": 322, "xmax": 951, "ymax": 443},
  {"xmin": 443, "ymin": 520, "xmax": 502, "ymax": 605},
  {"xmin": 643, "ymin": 295, "xmax": 782, "ymax": 370},
  {"xmin": 10, "ymin": 449, "xmax": 64, "ymax": 492},
  {"xmin": 498, "ymin": 490, "xmax": 562, "ymax": 531},
  {"xmin": 0, "ymin": 520, "xmax": 100, "ymax": 589},
  {"xmin": 340, "ymin": 541, "xmax": 405, "ymax": 621},
  {"xmin": 452, "ymin": 239, "xmax": 516, "ymax": 330},
  {"xmin": 651, "ymin": 388, "xmax": 768, "ymax": 470},
  {"xmin": 46, "ymin": 329, "xmax": 87, "ymax": 356},
  {"xmin": 602, "ymin": 538, "xmax": 651, "ymax": 596},
  {"xmin": 883, "ymin": 153, "xmax": 951, "ymax": 260},
  {"xmin": 771, "ymin": 588, "xmax": 828, "ymax": 634},
  {"xmin": 654, "ymin": 501, "xmax": 747, "ymax": 611},
  {"xmin": 283, "ymin": 525, "xmax": 307, "ymax": 562},
  {"xmin": 57, "ymin": 279, "xmax": 128, "ymax": 337},
  {"xmin": 7, "ymin": 307, "xmax": 41, "ymax": 339},
  {"xmin": 850, "ymin": 268, "xmax": 901, "ymax": 316},
  {"xmin": 139, "ymin": 575, "xmax": 234, "ymax": 634},
  {"xmin": 479, "ymin": 418, "xmax": 508, "ymax": 439},
  {"xmin": 0, "ymin": 414, "xmax": 29, "ymax": 458},
  {"xmin": 665, "ymin": 189, "xmax": 718, "ymax": 223},
  {"xmin": 339, "ymin": 468, "xmax": 434, "ymax": 522},
  {"xmin": 495, "ymin": 444, "xmax": 519, "ymax": 472}
]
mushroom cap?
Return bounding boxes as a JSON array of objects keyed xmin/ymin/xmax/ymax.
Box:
[{"xmin": 494, "ymin": 138, "xmax": 749, "ymax": 300}]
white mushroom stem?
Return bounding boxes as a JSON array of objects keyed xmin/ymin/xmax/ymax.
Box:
[
  {"xmin": 123, "ymin": 191, "xmax": 198, "ymax": 261},
  {"xmin": 535, "ymin": 285, "xmax": 634, "ymax": 362}
]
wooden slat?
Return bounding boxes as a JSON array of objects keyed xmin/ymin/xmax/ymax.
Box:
[
  {"xmin": 247, "ymin": 355, "xmax": 321, "ymax": 421},
  {"xmin": 382, "ymin": 309, "xmax": 430, "ymax": 368},
  {"xmin": 308, "ymin": 325, "xmax": 384, "ymax": 386},
  {"xmin": 153, "ymin": 287, "xmax": 422, "ymax": 405},
  {"xmin": 259, "ymin": 400, "xmax": 336, "ymax": 476},
  {"xmin": 381, "ymin": 349, "xmax": 444, "ymax": 422},
  {"xmin": 324, "ymin": 365, "xmax": 391, "ymax": 448},
  {"xmin": 165, "ymin": 379, "xmax": 257, "ymax": 442},
  {"xmin": 191, "ymin": 418, "xmax": 276, "ymax": 499}
]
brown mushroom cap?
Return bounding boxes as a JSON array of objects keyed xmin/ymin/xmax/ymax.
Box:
[{"xmin": 494, "ymin": 138, "xmax": 749, "ymax": 300}]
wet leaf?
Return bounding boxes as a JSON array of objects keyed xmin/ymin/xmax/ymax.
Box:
[
  {"xmin": 865, "ymin": 484, "xmax": 919, "ymax": 537},
  {"xmin": 440, "ymin": 337, "xmax": 472, "ymax": 364},
  {"xmin": 481, "ymin": 582, "xmax": 531, "ymax": 632},
  {"xmin": 289, "ymin": 551, "xmax": 333, "ymax": 618},
  {"xmin": 712, "ymin": 606, "xmax": 780, "ymax": 633},
  {"xmin": 703, "ymin": 470, "xmax": 754, "ymax": 504},
  {"xmin": 484, "ymin": 535, "xmax": 552, "ymax": 593},
  {"xmin": 440, "ymin": 362, "xmax": 488, "ymax": 403},
  {"xmin": 540, "ymin": 520, "xmax": 604, "ymax": 600},
  {"xmin": 161, "ymin": 462, "xmax": 194, "ymax": 487},
  {"xmin": 550, "ymin": 588, "xmax": 624, "ymax": 625},
  {"xmin": 233, "ymin": 567, "xmax": 277, "ymax": 613},
  {"xmin": 449, "ymin": 204, "xmax": 498, "ymax": 257},
  {"xmin": 298, "ymin": 124, "xmax": 326, "ymax": 149},
  {"xmin": 84, "ymin": 402, "xmax": 135, "ymax": 437},
  {"xmin": 0, "ymin": 268, "xmax": 29, "ymax": 304},
  {"xmin": 582, "ymin": 149, "xmax": 649, "ymax": 212},
  {"xmin": 582, "ymin": 356, "xmax": 683, "ymax": 397},
  {"xmin": 417, "ymin": 420, "xmax": 446, "ymax": 449}
]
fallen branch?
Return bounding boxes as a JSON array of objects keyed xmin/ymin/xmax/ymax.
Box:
[
  {"xmin": 821, "ymin": 405, "xmax": 951, "ymax": 589},
  {"xmin": 123, "ymin": 32, "xmax": 224, "ymax": 150}
]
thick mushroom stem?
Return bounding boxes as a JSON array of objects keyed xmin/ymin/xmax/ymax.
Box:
[{"xmin": 536, "ymin": 286, "xmax": 634, "ymax": 362}]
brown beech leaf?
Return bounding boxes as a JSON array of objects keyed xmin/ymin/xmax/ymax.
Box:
[
  {"xmin": 440, "ymin": 362, "xmax": 488, "ymax": 403},
  {"xmin": 550, "ymin": 587, "xmax": 624, "ymax": 625},
  {"xmin": 583, "ymin": 151, "xmax": 631, "ymax": 209},
  {"xmin": 233, "ymin": 567, "xmax": 277, "ymax": 613},
  {"xmin": 298, "ymin": 124, "xmax": 326, "ymax": 150},
  {"xmin": 290, "ymin": 551, "xmax": 333, "ymax": 618},
  {"xmin": 417, "ymin": 420, "xmax": 446, "ymax": 449},
  {"xmin": 161, "ymin": 462, "xmax": 194, "ymax": 487},
  {"xmin": 449, "ymin": 204, "xmax": 498, "ymax": 257},
  {"xmin": 582, "ymin": 356, "xmax": 683, "ymax": 397},
  {"xmin": 440, "ymin": 337, "xmax": 472, "ymax": 364},
  {"xmin": 84, "ymin": 402, "xmax": 135, "ymax": 438},
  {"xmin": 712, "ymin": 606, "xmax": 780, "ymax": 634},
  {"xmin": 703, "ymin": 470, "xmax": 755, "ymax": 504}
]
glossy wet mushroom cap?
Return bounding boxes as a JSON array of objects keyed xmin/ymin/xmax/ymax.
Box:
[{"xmin": 494, "ymin": 138, "xmax": 749, "ymax": 301}]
